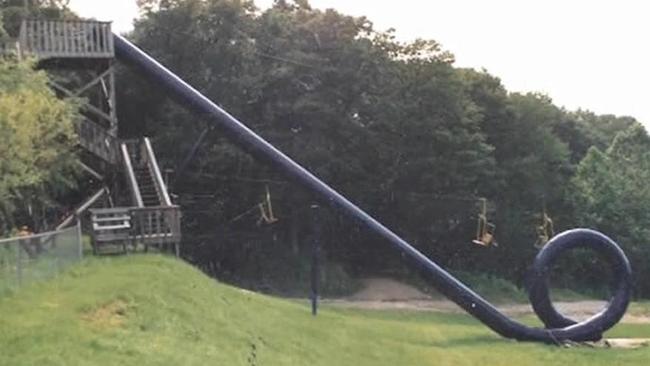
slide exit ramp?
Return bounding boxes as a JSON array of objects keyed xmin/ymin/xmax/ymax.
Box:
[{"xmin": 113, "ymin": 34, "xmax": 632, "ymax": 343}]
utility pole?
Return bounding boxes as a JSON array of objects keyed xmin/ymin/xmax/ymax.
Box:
[{"xmin": 310, "ymin": 204, "xmax": 322, "ymax": 316}]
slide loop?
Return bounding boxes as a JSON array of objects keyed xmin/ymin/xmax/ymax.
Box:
[{"xmin": 528, "ymin": 229, "xmax": 633, "ymax": 340}]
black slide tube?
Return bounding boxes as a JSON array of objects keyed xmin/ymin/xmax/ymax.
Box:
[{"xmin": 113, "ymin": 34, "xmax": 632, "ymax": 343}]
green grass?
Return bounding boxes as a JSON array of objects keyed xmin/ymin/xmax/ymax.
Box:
[{"xmin": 0, "ymin": 255, "xmax": 648, "ymax": 366}]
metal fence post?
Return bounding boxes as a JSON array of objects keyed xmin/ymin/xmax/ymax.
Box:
[
  {"xmin": 76, "ymin": 218, "xmax": 83, "ymax": 259},
  {"xmin": 16, "ymin": 240, "xmax": 22, "ymax": 286},
  {"xmin": 310, "ymin": 204, "xmax": 322, "ymax": 316}
]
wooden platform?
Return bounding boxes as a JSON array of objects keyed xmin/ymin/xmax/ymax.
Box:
[
  {"xmin": 19, "ymin": 20, "xmax": 114, "ymax": 59},
  {"xmin": 90, "ymin": 206, "xmax": 181, "ymax": 255}
]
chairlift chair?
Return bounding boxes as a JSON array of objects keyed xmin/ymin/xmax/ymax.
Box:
[
  {"xmin": 534, "ymin": 210, "xmax": 554, "ymax": 249},
  {"xmin": 256, "ymin": 185, "xmax": 279, "ymax": 226},
  {"xmin": 472, "ymin": 198, "xmax": 498, "ymax": 247}
]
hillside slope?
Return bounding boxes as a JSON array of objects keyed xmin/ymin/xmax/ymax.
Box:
[{"xmin": 0, "ymin": 255, "xmax": 648, "ymax": 365}]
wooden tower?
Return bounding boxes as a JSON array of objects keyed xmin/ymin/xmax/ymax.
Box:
[{"xmin": 13, "ymin": 19, "xmax": 181, "ymax": 255}]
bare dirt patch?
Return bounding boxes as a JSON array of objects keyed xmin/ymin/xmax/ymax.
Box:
[
  {"xmin": 347, "ymin": 278, "xmax": 431, "ymax": 302},
  {"xmin": 82, "ymin": 300, "xmax": 128, "ymax": 329}
]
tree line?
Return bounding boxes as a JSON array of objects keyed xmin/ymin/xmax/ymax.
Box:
[{"xmin": 1, "ymin": 0, "xmax": 648, "ymax": 297}]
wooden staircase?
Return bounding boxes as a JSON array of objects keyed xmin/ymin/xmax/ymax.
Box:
[
  {"xmin": 90, "ymin": 138, "xmax": 181, "ymax": 255},
  {"xmin": 134, "ymin": 166, "xmax": 162, "ymax": 207}
]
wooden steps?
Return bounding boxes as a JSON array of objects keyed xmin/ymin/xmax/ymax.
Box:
[{"xmin": 91, "ymin": 138, "xmax": 181, "ymax": 256}]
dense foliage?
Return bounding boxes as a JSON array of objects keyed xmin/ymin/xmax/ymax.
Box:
[
  {"xmin": 572, "ymin": 125, "xmax": 650, "ymax": 296},
  {"xmin": 0, "ymin": 59, "xmax": 79, "ymax": 233}
]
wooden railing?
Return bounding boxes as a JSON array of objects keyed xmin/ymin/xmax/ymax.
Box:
[
  {"xmin": 120, "ymin": 143, "xmax": 145, "ymax": 208},
  {"xmin": 143, "ymin": 138, "xmax": 173, "ymax": 206},
  {"xmin": 56, "ymin": 187, "xmax": 109, "ymax": 230},
  {"xmin": 90, "ymin": 207, "xmax": 131, "ymax": 254},
  {"xmin": 130, "ymin": 206, "xmax": 182, "ymax": 246},
  {"xmin": 121, "ymin": 139, "xmax": 141, "ymax": 164},
  {"xmin": 121, "ymin": 138, "xmax": 172, "ymax": 208},
  {"xmin": 75, "ymin": 117, "xmax": 119, "ymax": 164},
  {"xmin": 90, "ymin": 206, "xmax": 181, "ymax": 254},
  {"xmin": 19, "ymin": 19, "xmax": 114, "ymax": 59},
  {"xmin": 89, "ymin": 139, "xmax": 181, "ymax": 254}
]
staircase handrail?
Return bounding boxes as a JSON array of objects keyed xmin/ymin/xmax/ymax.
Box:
[
  {"xmin": 120, "ymin": 142, "xmax": 144, "ymax": 207},
  {"xmin": 143, "ymin": 137, "xmax": 172, "ymax": 206}
]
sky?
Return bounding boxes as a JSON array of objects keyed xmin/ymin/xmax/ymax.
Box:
[{"xmin": 68, "ymin": 0, "xmax": 650, "ymax": 127}]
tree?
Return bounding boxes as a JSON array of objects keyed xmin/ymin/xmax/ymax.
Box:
[
  {"xmin": 572, "ymin": 125, "xmax": 650, "ymax": 296},
  {"xmin": 1, "ymin": 0, "xmax": 74, "ymax": 37},
  {"xmin": 569, "ymin": 110, "xmax": 639, "ymax": 158},
  {"xmin": 0, "ymin": 59, "xmax": 79, "ymax": 234}
]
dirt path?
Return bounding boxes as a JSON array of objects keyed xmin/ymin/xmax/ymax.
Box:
[{"xmin": 323, "ymin": 278, "xmax": 650, "ymax": 324}]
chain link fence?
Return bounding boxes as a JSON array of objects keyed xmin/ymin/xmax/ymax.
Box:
[{"xmin": 0, "ymin": 223, "xmax": 83, "ymax": 298}]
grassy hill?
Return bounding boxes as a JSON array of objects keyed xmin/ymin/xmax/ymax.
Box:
[{"xmin": 1, "ymin": 255, "xmax": 649, "ymax": 366}]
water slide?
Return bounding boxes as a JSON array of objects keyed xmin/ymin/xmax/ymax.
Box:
[{"xmin": 112, "ymin": 34, "xmax": 633, "ymax": 343}]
